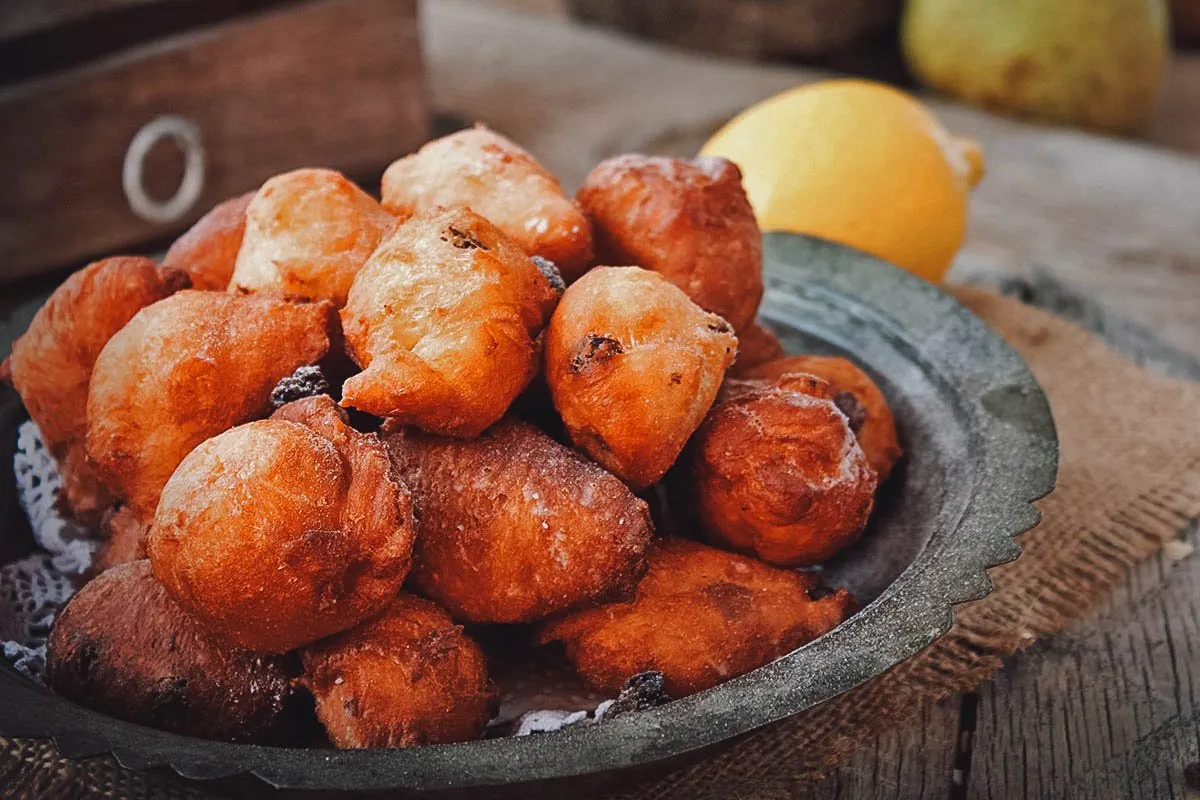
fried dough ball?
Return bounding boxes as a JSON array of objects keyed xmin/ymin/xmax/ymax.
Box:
[
  {"xmin": 545, "ymin": 266, "xmax": 737, "ymax": 489},
  {"xmin": 148, "ymin": 395, "xmax": 415, "ymax": 654},
  {"xmin": 3, "ymin": 256, "xmax": 190, "ymax": 522},
  {"xmin": 229, "ymin": 168, "xmax": 394, "ymax": 306},
  {"xmin": 340, "ymin": 207, "xmax": 559, "ymax": 437},
  {"xmin": 674, "ymin": 374, "xmax": 877, "ymax": 566},
  {"xmin": 162, "ymin": 191, "xmax": 253, "ymax": 290},
  {"xmin": 384, "ymin": 417, "xmax": 653, "ymax": 623},
  {"xmin": 89, "ymin": 506, "xmax": 146, "ymax": 576},
  {"xmin": 47, "ymin": 561, "xmax": 300, "ymax": 743},
  {"xmin": 744, "ymin": 355, "xmax": 902, "ymax": 481},
  {"xmin": 381, "ymin": 125, "xmax": 592, "ymax": 281},
  {"xmin": 301, "ymin": 593, "xmax": 497, "ymax": 748},
  {"xmin": 538, "ymin": 539, "xmax": 855, "ymax": 698},
  {"xmin": 729, "ymin": 321, "xmax": 785, "ymax": 376},
  {"xmin": 86, "ymin": 291, "xmax": 331, "ymax": 523},
  {"xmin": 577, "ymin": 155, "xmax": 763, "ymax": 331}
]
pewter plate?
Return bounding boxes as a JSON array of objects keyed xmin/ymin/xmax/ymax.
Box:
[{"xmin": 0, "ymin": 233, "xmax": 1058, "ymax": 797}]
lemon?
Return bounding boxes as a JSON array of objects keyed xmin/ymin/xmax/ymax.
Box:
[{"xmin": 700, "ymin": 79, "xmax": 983, "ymax": 283}]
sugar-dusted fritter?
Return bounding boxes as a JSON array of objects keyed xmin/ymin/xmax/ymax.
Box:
[
  {"xmin": 2, "ymin": 256, "xmax": 190, "ymax": 522},
  {"xmin": 538, "ymin": 539, "xmax": 855, "ymax": 698},
  {"xmin": 577, "ymin": 155, "xmax": 763, "ymax": 331},
  {"xmin": 47, "ymin": 561, "xmax": 301, "ymax": 743},
  {"xmin": 545, "ymin": 266, "xmax": 737, "ymax": 490},
  {"xmin": 744, "ymin": 355, "xmax": 902, "ymax": 481},
  {"xmin": 162, "ymin": 191, "xmax": 253, "ymax": 290},
  {"xmin": 384, "ymin": 417, "xmax": 653, "ymax": 623},
  {"xmin": 301, "ymin": 593, "xmax": 498, "ymax": 748},
  {"xmin": 728, "ymin": 321, "xmax": 785, "ymax": 376},
  {"xmin": 340, "ymin": 207, "xmax": 560, "ymax": 437},
  {"xmin": 86, "ymin": 290, "xmax": 331, "ymax": 523},
  {"xmin": 148, "ymin": 395, "xmax": 414, "ymax": 654},
  {"xmin": 381, "ymin": 125, "xmax": 592, "ymax": 281},
  {"xmin": 229, "ymin": 168, "xmax": 394, "ymax": 306},
  {"xmin": 674, "ymin": 374, "xmax": 877, "ymax": 566}
]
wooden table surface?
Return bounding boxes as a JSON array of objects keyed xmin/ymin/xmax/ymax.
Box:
[{"xmin": 436, "ymin": 3, "xmax": 1200, "ymax": 798}]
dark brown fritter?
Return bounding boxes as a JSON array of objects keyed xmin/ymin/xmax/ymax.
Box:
[
  {"xmin": 4, "ymin": 256, "xmax": 190, "ymax": 523},
  {"xmin": 538, "ymin": 539, "xmax": 855, "ymax": 698},
  {"xmin": 301, "ymin": 593, "xmax": 498, "ymax": 749},
  {"xmin": 673, "ymin": 373, "xmax": 877, "ymax": 566},
  {"xmin": 148, "ymin": 396, "xmax": 415, "ymax": 654},
  {"xmin": 162, "ymin": 191, "xmax": 253, "ymax": 290},
  {"xmin": 385, "ymin": 417, "xmax": 653, "ymax": 624},
  {"xmin": 744, "ymin": 355, "xmax": 902, "ymax": 481},
  {"xmin": 47, "ymin": 561, "xmax": 300, "ymax": 743},
  {"xmin": 88, "ymin": 506, "xmax": 147, "ymax": 577},
  {"xmin": 577, "ymin": 154, "xmax": 763, "ymax": 331},
  {"xmin": 728, "ymin": 321, "xmax": 785, "ymax": 376}
]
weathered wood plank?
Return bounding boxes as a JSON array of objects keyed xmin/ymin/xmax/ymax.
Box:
[
  {"xmin": 968, "ymin": 521, "xmax": 1200, "ymax": 800},
  {"xmin": 425, "ymin": 2, "xmax": 1200, "ymax": 360},
  {"xmin": 0, "ymin": 0, "xmax": 427, "ymax": 281},
  {"xmin": 807, "ymin": 698, "xmax": 963, "ymax": 799}
]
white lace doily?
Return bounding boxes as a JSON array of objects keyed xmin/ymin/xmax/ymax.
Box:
[{"xmin": 2, "ymin": 421, "xmax": 100, "ymax": 682}]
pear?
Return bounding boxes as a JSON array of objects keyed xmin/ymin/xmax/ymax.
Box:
[{"xmin": 902, "ymin": 0, "xmax": 1171, "ymax": 131}]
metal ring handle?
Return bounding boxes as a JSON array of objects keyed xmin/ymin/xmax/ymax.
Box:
[{"xmin": 121, "ymin": 115, "xmax": 206, "ymax": 224}]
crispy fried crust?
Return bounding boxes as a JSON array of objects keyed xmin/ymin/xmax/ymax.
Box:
[
  {"xmin": 728, "ymin": 321, "xmax": 785, "ymax": 376},
  {"xmin": 4, "ymin": 256, "xmax": 190, "ymax": 522},
  {"xmin": 674, "ymin": 373, "xmax": 877, "ymax": 566},
  {"xmin": 538, "ymin": 539, "xmax": 855, "ymax": 698},
  {"xmin": 340, "ymin": 207, "xmax": 559, "ymax": 437},
  {"xmin": 745, "ymin": 355, "xmax": 902, "ymax": 481},
  {"xmin": 148, "ymin": 396, "xmax": 414, "ymax": 654},
  {"xmin": 85, "ymin": 291, "xmax": 331, "ymax": 523},
  {"xmin": 229, "ymin": 169, "xmax": 394, "ymax": 306},
  {"xmin": 381, "ymin": 125, "xmax": 592, "ymax": 281},
  {"xmin": 577, "ymin": 155, "xmax": 763, "ymax": 331},
  {"xmin": 162, "ymin": 192, "xmax": 253, "ymax": 290},
  {"xmin": 47, "ymin": 561, "xmax": 299, "ymax": 743},
  {"xmin": 301, "ymin": 593, "xmax": 498, "ymax": 748},
  {"xmin": 545, "ymin": 266, "xmax": 737, "ymax": 489},
  {"xmin": 385, "ymin": 417, "xmax": 653, "ymax": 623}
]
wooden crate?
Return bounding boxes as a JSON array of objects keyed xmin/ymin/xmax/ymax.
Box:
[{"xmin": 0, "ymin": 0, "xmax": 428, "ymax": 282}]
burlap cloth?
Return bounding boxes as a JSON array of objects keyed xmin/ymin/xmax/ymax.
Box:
[{"xmin": 2, "ymin": 286, "xmax": 1198, "ymax": 800}]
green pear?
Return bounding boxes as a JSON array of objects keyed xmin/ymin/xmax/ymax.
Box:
[{"xmin": 902, "ymin": 0, "xmax": 1171, "ymax": 131}]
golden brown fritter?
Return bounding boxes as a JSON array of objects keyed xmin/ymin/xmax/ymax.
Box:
[
  {"xmin": 85, "ymin": 290, "xmax": 331, "ymax": 523},
  {"xmin": 47, "ymin": 561, "xmax": 300, "ymax": 743},
  {"xmin": 381, "ymin": 125, "xmax": 592, "ymax": 281},
  {"xmin": 728, "ymin": 321, "xmax": 785, "ymax": 376},
  {"xmin": 744, "ymin": 355, "xmax": 902, "ymax": 481},
  {"xmin": 538, "ymin": 539, "xmax": 855, "ymax": 698},
  {"xmin": 3, "ymin": 256, "xmax": 190, "ymax": 523},
  {"xmin": 229, "ymin": 168, "xmax": 394, "ymax": 306},
  {"xmin": 148, "ymin": 395, "xmax": 415, "ymax": 654},
  {"xmin": 385, "ymin": 417, "xmax": 653, "ymax": 624},
  {"xmin": 577, "ymin": 155, "xmax": 763, "ymax": 331},
  {"xmin": 674, "ymin": 374, "xmax": 877, "ymax": 566},
  {"xmin": 545, "ymin": 266, "xmax": 737, "ymax": 490},
  {"xmin": 301, "ymin": 593, "xmax": 498, "ymax": 748},
  {"xmin": 162, "ymin": 191, "xmax": 253, "ymax": 290},
  {"xmin": 340, "ymin": 207, "xmax": 560, "ymax": 437}
]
